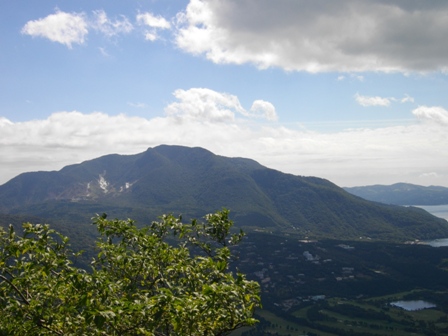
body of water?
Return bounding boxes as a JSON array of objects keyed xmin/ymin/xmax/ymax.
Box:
[
  {"xmin": 390, "ymin": 300, "xmax": 436, "ymax": 311},
  {"xmin": 415, "ymin": 204, "xmax": 448, "ymax": 221},
  {"xmin": 414, "ymin": 204, "xmax": 448, "ymax": 247},
  {"xmin": 424, "ymin": 238, "xmax": 448, "ymax": 247}
]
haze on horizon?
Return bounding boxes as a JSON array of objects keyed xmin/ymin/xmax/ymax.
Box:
[{"xmin": 1, "ymin": 0, "xmax": 447, "ymax": 188}]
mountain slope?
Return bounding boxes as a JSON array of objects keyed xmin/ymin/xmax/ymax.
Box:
[
  {"xmin": 344, "ymin": 183, "xmax": 448, "ymax": 206},
  {"xmin": 1, "ymin": 145, "xmax": 447, "ymax": 241}
]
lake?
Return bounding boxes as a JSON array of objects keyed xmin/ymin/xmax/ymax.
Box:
[
  {"xmin": 424, "ymin": 238, "xmax": 448, "ymax": 247},
  {"xmin": 390, "ymin": 300, "xmax": 436, "ymax": 311}
]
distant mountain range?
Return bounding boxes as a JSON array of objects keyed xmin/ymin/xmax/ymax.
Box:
[
  {"xmin": 344, "ymin": 183, "xmax": 448, "ymax": 206},
  {"xmin": 1, "ymin": 145, "xmax": 447, "ymax": 242}
]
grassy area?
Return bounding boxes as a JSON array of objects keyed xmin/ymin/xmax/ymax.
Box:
[
  {"xmin": 243, "ymin": 292, "xmax": 448, "ymax": 335},
  {"xmin": 239, "ymin": 309, "xmax": 337, "ymax": 336}
]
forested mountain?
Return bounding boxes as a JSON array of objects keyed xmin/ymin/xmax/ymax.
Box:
[
  {"xmin": 344, "ymin": 183, "xmax": 448, "ymax": 206},
  {"xmin": 1, "ymin": 145, "xmax": 447, "ymax": 241}
]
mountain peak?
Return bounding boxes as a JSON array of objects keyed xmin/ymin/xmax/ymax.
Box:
[{"xmin": 1, "ymin": 146, "xmax": 447, "ymax": 241}]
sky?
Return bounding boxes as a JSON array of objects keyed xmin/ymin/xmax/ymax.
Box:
[{"xmin": 1, "ymin": 0, "xmax": 448, "ymax": 188}]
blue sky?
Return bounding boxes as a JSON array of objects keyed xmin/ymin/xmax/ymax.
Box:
[{"xmin": 1, "ymin": 0, "xmax": 448, "ymax": 187}]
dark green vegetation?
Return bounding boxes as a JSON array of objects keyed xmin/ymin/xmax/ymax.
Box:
[
  {"xmin": 232, "ymin": 232, "xmax": 448, "ymax": 335},
  {"xmin": 0, "ymin": 210, "xmax": 260, "ymax": 335},
  {"xmin": 344, "ymin": 183, "xmax": 448, "ymax": 206},
  {"xmin": 1, "ymin": 145, "xmax": 447, "ymax": 242}
]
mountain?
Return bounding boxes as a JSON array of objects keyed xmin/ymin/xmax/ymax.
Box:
[
  {"xmin": 344, "ymin": 183, "xmax": 448, "ymax": 206},
  {"xmin": 1, "ymin": 145, "xmax": 447, "ymax": 241}
]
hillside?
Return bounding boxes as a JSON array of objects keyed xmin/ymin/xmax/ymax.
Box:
[
  {"xmin": 1, "ymin": 145, "xmax": 447, "ymax": 241},
  {"xmin": 344, "ymin": 183, "xmax": 448, "ymax": 206}
]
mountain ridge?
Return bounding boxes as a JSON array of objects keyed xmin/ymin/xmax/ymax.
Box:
[
  {"xmin": 344, "ymin": 183, "xmax": 448, "ymax": 206},
  {"xmin": 1, "ymin": 145, "xmax": 447, "ymax": 241}
]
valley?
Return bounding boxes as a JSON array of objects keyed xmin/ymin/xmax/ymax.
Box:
[{"xmin": 232, "ymin": 231, "xmax": 448, "ymax": 335}]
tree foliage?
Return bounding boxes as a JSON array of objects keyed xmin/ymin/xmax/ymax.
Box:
[{"xmin": 0, "ymin": 209, "xmax": 260, "ymax": 335}]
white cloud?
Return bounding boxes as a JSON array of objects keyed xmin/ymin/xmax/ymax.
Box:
[
  {"xmin": 417, "ymin": 172, "xmax": 446, "ymax": 186},
  {"xmin": 1, "ymin": 94, "xmax": 447, "ymax": 188},
  {"xmin": 137, "ymin": 12, "xmax": 171, "ymax": 29},
  {"xmin": 22, "ymin": 9, "xmax": 135, "ymax": 48},
  {"xmin": 412, "ymin": 106, "xmax": 448, "ymax": 125},
  {"xmin": 338, "ymin": 74, "xmax": 364, "ymax": 82},
  {"xmin": 401, "ymin": 94, "xmax": 415, "ymax": 104},
  {"xmin": 355, "ymin": 93, "xmax": 416, "ymax": 107},
  {"xmin": 174, "ymin": 0, "xmax": 448, "ymax": 73},
  {"xmin": 98, "ymin": 47, "xmax": 110, "ymax": 57},
  {"xmin": 419, "ymin": 172, "xmax": 440, "ymax": 179},
  {"xmin": 0, "ymin": 117, "xmax": 13, "ymax": 127},
  {"xmin": 21, "ymin": 10, "xmax": 88, "ymax": 48},
  {"xmin": 355, "ymin": 94, "xmax": 391, "ymax": 107},
  {"xmin": 128, "ymin": 102, "xmax": 147, "ymax": 109},
  {"xmin": 143, "ymin": 32, "xmax": 158, "ymax": 42},
  {"xmin": 137, "ymin": 12, "xmax": 171, "ymax": 41},
  {"xmin": 164, "ymin": 88, "xmax": 277, "ymax": 123},
  {"xmin": 165, "ymin": 88, "xmax": 238, "ymax": 122},
  {"xmin": 92, "ymin": 10, "xmax": 133, "ymax": 37},
  {"xmin": 249, "ymin": 100, "xmax": 278, "ymax": 121}
]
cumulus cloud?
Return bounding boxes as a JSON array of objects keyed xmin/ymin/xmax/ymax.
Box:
[
  {"xmin": 355, "ymin": 93, "xmax": 416, "ymax": 107},
  {"xmin": 174, "ymin": 0, "xmax": 448, "ymax": 73},
  {"xmin": 0, "ymin": 117, "xmax": 13, "ymax": 127},
  {"xmin": 164, "ymin": 88, "xmax": 277, "ymax": 123},
  {"xmin": 137, "ymin": 12, "xmax": 171, "ymax": 29},
  {"xmin": 137, "ymin": 12, "xmax": 171, "ymax": 41},
  {"xmin": 249, "ymin": 100, "xmax": 278, "ymax": 121},
  {"xmin": 412, "ymin": 106, "xmax": 448, "ymax": 125},
  {"xmin": 1, "ymin": 95, "xmax": 447, "ymax": 187},
  {"xmin": 165, "ymin": 88, "xmax": 238, "ymax": 122},
  {"xmin": 355, "ymin": 94, "xmax": 391, "ymax": 107},
  {"xmin": 21, "ymin": 2, "xmax": 448, "ymax": 71},
  {"xmin": 21, "ymin": 9, "xmax": 137, "ymax": 47},
  {"xmin": 21, "ymin": 10, "xmax": 88, "ymax": 48}
]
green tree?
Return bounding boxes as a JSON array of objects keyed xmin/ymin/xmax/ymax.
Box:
[{"xmin": 0, "ymin": 209, "xmax": 260, "ymax": 335}]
